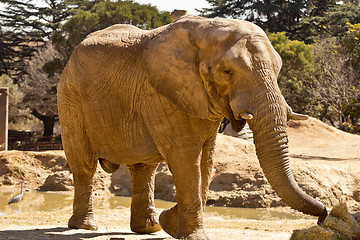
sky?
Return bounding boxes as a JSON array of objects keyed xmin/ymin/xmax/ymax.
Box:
[
  {"xmin": 135, "ymin": 0, "xmax": 211, "ymax": 15},
  {"xmin": 1, "ymin": 1, "xmax": 211, "ymax": 16}
]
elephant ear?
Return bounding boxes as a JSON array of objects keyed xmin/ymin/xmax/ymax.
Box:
[{"xmin": 143, "ymin": 23, "xmax": 209, "ymax": 119}]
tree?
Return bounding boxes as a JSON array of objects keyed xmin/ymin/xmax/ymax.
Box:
[
  {"xmin": 339, "ymin": 23, "xmax": 360, "ymax": 131},
  {"xmin": 343, "ymin": 0, "xmax": 360, "ymax": 6},
  {"xmin": 22, "ymin": 43, "xmax": 61, "ymax": 137},
  {"xmin": 0, "ymin": 0, "xmax": 71, "ymax": 78},
  {"xmin": 291, "ymin": 2, "xmax": 360, "ymax": 43},
  {"xmin": 0, "ymin": 0, "xmax": 100, "ymax": 78},
  {"xmin": 0, "ymin": 12, "xmax": 43, "ymax": 78},
  {"xmin": 20, "ymin": 0, "xmax": 170, "ymax": 136},
  {"xmin": 202, "ymin": 1, "xmax": 360, "ymax": 43},
  {"xmin": 0, "ymin": 75, "xmax": 29, "ymax": 124},
  {"xmin": 0, "ymin": 0, "xmax": 90, "ymax": 135},
  {"xmin": 0, "ymin": 0, "xmax": 170, "ymax": 135},
  {"xmin": 312, "ymin": 38, "xmax": 360, "ymax": 131},
  {"xmin": 53, "ymin": 0, "xmax": 171, "ymax": 64},
  {"xmin": 267, "ymin": 32, "xmax": 316, "ymax": 114},
  {"xmin": 201, "ymin": 0, "xmax": 307, "ymax": 33},
  {"xmin": 341, "ymin": 22, "xmax": 360, "ymax": 70}
]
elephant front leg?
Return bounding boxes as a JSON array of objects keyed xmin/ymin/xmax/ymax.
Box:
[
  {"xmin": 128, "ymin": 163, "xmax": 162, "ymax": 234},
  {"xmin": 200, "ymin": 139, "xmax": 215, "ymax": 208},
  {"xmin": 58, "ymin": 93, "xmax": 98, "ymax": 231},
  {"xmin": 68, "ymin": 169, "xmax": 97, "ymax": 230},
  {"xmin": 159, "ymin": 141, "xmax": 214, "ymax": 240},
  {"xmin": 160, "ymin": 148, "xmax": 209, "ymax": 240}
]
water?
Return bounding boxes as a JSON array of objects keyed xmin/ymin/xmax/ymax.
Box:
[{"xmin": 0, "ymin": 190, "xmax": 312, "ymax": 220}]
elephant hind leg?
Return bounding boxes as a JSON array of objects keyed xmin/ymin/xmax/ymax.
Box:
[
  {"xmin": 128, "ymin": 163, "xmax": 162, "ymax": 234},
  {"xmin": 68, "ymin": 167, "xmax": 97, "ymax": 230},
  {"xmin": 64, "ymin": 133, "xmax": 98, "ymax": 231},
  {"xmin": 58, "ymin": 88, "xmax": 98, "ymax": 230},
  {"xmin": 99, "ymin": 158, "xmax": 120, "ymax": 173}
]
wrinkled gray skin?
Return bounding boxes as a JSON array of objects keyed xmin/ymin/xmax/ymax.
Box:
[{"xmin": 57, "ymin": 16, "xmax": 327, "ymax": 240}]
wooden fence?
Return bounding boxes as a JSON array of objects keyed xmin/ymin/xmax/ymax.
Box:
[{"xmin": 7, "ymin": 130, "xmax": 62, "ymax": 151}]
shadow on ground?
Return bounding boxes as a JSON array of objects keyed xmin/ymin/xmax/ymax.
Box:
[
  {"xmin": 0, "ymin": 227, "xmax": 171, "ymax": 240},
  {"xmin": 290, "ymin": 154, "xmax": 347, "ymax": 161}
]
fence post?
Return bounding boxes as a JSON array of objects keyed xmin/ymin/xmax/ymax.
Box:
[{"xmin": 0, "ymin": 88, "xmax": 9, "ymax": 151}]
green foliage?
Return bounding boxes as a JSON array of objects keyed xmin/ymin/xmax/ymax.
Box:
[
  {"xmin": 59, "ymin": 0, "xmax": 171, "ymax": 50},
  {"xmin": 269, "ymin": 32, "xmax": 360, "ymax": 132},
  {"xmin": 291, "ymin": 3, "xmax": 360, "ymax": 43},
  {"xmin": 267, "ymin": 32, "xmax": 316, "ymax": 114},
  {"xmin": 341, "ymin": 23, "xmax": 360, "ymax": 70},
  {"xmin": 0, "ymin": 0, "xmax": 42, "ymax": 78},
  {"xmin": 0, "ymin": 25, "xmax": 37, "ymax": 78},
  {"xmin": 0, "ymin": 0, "xmax": 90, "ymax": 134},
  {"xmin": 201, "ymin": 0, "xmax": 306, "ymax": 33},
  {"xmin": 203, "ymin": 0, "xmax": 360, "ymax": 43},
  {"xmin": 0, "ymin": 0, "xmax": 82, "ymax": 78},
  {"xmin": 50, "ymin": 0, "xmax": 171, "ymax": 75}
]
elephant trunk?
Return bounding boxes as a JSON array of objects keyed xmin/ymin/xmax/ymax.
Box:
[
  {"xmin": 245, "ymin": 76, "xmax": 327, "ymax": 222},
  {"xmin": 251, "ymin": 124, "xmax": 327, "ymax": 219}
]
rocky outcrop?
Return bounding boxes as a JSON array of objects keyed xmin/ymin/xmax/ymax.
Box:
[
  {"xmin": 0, "ymin": 150, "xmax": 67, "ymax": 188},
  {"xmin": 38, "ymin": 171, "xmax": 73, "ymax": 191},
  {"xmin": 291, "ymin": 202, "xmax": 360, "ymax": 240}
]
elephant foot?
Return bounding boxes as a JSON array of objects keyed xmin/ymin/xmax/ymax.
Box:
[
  {"xmin": 159, "ymin": 205, "xmax": 178, "ymax": 237},
  {"xmin": 131, "ymin": 207, "xmax": 162, "ymax": 234},
  {"xmin": 160, "ymin": 205, "xmax": 210, "ymax": 239},
  {"xmin": 68, "ymin": 213, "xmax": 98, "ymax": 230}
]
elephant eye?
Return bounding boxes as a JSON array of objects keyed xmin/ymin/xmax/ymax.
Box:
[{"xmin": 224, "ymin": 70, "xmax": 232, "ymax": 75}]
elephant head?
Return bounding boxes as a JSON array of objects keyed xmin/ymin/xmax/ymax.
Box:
[{"xmin": 144, "ymin": 16, "xmax": 327, "ymax": 222}]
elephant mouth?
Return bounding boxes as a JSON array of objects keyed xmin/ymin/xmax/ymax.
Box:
[{"xmin": 228, "ymin": 111, "xmax": 247, "ymax": 132}]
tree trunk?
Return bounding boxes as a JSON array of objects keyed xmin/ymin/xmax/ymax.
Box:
[
  {"xmin": 31, "ymin": 109, "xmax": 58, "ymax": 137},
  {"xmin": 43, "ymin": 118, "xmax": 55, "ymax": 137}
]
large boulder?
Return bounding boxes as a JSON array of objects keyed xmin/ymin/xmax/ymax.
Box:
[{"xmin": 38, "ymin": 171, "xmax": 73, "ymax": 191}]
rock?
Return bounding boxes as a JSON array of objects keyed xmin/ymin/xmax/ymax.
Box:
[
  {"xmin": 110, "ymin": 165, "xmax": 132, "ymax": 197},
  {"xmin": 354, "ymin": 190, "xmax": 360, "ymax": 202},
  {"xmin": 290, "ymin": 202, "xmax": 360, "ymax": 240},
  {"xmin": 110, "ymin": 163, "xmax": 176, "ymax": 201},
  {"xmin": 154, "ymin": 169, "xmax": 176, "ymax": 202},
  {"xmin": 38, "ymin": 171, "xmax": 73, "ymax": 191}
]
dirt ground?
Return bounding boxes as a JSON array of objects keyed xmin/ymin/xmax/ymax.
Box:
[
  {"xmin": 0, "ymin": 117, "xmax": 359, "ymax": 239},
  {"xmin": 0, "ymin": 194, "xmax": 316, "ymax": 240},
  {"xmin": 0, "ymin": 196, "xmax": 317, "ymax": 240}
]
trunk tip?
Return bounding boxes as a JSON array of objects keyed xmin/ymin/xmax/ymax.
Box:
[
  {"xmin": 317, "ymin": 206, "xmax": 328, "ymax": 225},
  {"xmin": 301, "ymin": 199, "xmax": 328, "ymax": 223}
]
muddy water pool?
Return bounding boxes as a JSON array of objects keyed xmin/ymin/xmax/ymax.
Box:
[{"xmin": 0, "ymin": 190, "xmax": 313, "ymax": 220}]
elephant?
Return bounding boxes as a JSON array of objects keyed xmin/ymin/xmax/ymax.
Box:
[{"xmin": 57, "ymin": 15, "xmax": 327, "ymax": 239}]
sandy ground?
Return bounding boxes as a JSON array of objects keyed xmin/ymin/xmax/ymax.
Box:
[
  {"xmin": 0, "ymin": 188, "xmax": 317, "ymax": 239},
  {"xmin": 1, "ymin": 117, "xmax": 359, "ymax": 239},
  {"xmin": 0, "ymin": 202, "xmax": 316, "ymax": 240}
]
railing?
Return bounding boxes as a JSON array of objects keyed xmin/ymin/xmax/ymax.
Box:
[{"xmin": 7, "ymin": 130, "xmax": 63, "ymax": 151}]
